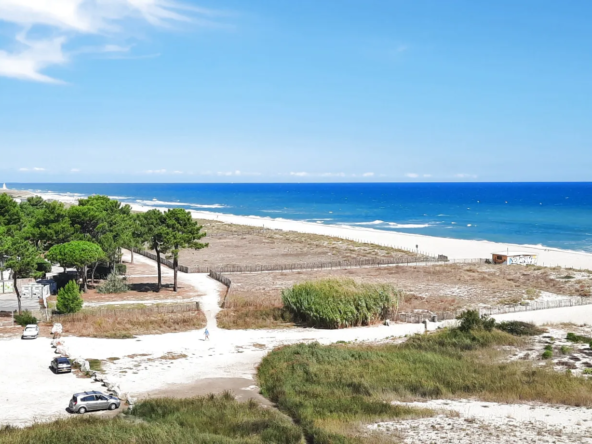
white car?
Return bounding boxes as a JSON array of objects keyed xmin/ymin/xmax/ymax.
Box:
[{"xmin": 22, "ymin": 324, "xmax": 39, "ymax": 339}]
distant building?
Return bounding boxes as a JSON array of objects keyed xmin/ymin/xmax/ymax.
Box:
[{"xmin": 491, "ymin": 251, "xmax": 538, "ymax": 265}]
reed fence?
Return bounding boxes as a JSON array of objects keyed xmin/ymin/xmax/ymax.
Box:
[
  {"xmin": 51, "ymin": 302, "xmax": 198, "ymax": 322},
  {"xmin": 397, "ymin": 296, "xmax": 592, "ymax": 324}
]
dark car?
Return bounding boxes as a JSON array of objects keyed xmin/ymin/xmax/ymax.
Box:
[
  {"xmin": 50, "ymin": 357, "xmax": 72, "ymax": 373},
  {"xmin": 69, "ymin": 391, "xmax": 121, "ymax": 414}
]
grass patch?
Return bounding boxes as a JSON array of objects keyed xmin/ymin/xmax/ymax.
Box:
[
  {"xmin": 86, "ymin": 359, "xmax": 102, "ymax": 372},
  {"xmin": 258, "ymin": 328, "xmax": 592, "ymax": 443},
  {"xmin": 218, "ymin": 293, "xmax": 295, "ymax": 329},
  {"xmin": 496, "ymin": 321, "xmax": 546, "ymax": 336},
  {"xmin": 281, "ymin": 279, "xmax": 402, "ymax": 329},
  {"xmin": 58, "ymin": 310, "xmax": 206, "ymax": 338},
  {"xmin": 0, "ymin": 393, "xmax": 303, "ymax": 444},
  {"xmin": 566, "ymin": 332, "xmax": 592, "ymax": 343}
]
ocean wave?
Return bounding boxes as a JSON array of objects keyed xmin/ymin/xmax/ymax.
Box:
[
  {"xmin": 387, "ymin": 223, "xmax": 430, "ymax": 229},
  {"xmin": 342, "ymin": 220, "xmax": 430, "ymax": 229},
  {"xmin": 136, "ymin": 199, "xmax": 227, "ymax": 209}
]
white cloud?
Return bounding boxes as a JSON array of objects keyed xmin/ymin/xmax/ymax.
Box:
[
  {"xmin": 362, "ymin": 172, "xmax": 374, "ymax": 177},
  {"xmin": 145, "ymin": 169, "xmax": 166, "ymax": 174},
  {"xmin": 290, "ymin": 172, "xmax": 309, "ymax": 177},
  {"xmin": 0, "ymin": 33, "xmax": 68, "ymax": 83},
  {"xmin": 455, "ymin": 173, "xmax": 478, "ymax": 179},
  {"xmin": 71, "ymin": 168, "xmax": 80, "ymax": 172},
  {"xmin": 0, "ymin": 0, "xmax": 224, "ymax": 83},
  {"xmin": 405, "ymin": 173, "xmax": 419, "ymax": 178},
  {"xmin": 173, "ymin": 170, "xmax": 183, "ymax": 174},
  {"xmin": 319, "ymin": 172, "xmax": 345, "ymax": 177},
  {"xmin": 19, "ymin": 166, "xmax": 45, "ymax": 172}
]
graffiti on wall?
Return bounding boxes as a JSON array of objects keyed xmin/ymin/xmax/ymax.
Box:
[{"xmin": 507, "ymin": 255, "xmax": 538, "ymax": 265}]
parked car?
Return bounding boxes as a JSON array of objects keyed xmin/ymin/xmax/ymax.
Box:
[
  {"xmin": 21, "ymin": 324, "xmax": 39, "ymax": 339},
  {"xmin": 69, "ymin": 391, "xmax": 121, "ymax": 414},
  {"xmin": 50, "ymin": 357, "xmax": 72, "ymax": 373}
]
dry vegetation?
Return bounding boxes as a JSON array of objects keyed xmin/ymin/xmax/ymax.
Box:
[
  {"xmin": 226, "ymin": 263, "xmax": 592, "ymax": 317},
  {"xmin": 58, "ymin": 309, "xmax": 206, "ymax": 338},
  {"xmin": 175, "ymin": 219, "xmax": 416, "ymax": 268}
]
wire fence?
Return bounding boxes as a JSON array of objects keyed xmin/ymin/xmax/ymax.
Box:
[{"xmin": 396, "ymin": 296, "xmax": 592, "ymax": 324}]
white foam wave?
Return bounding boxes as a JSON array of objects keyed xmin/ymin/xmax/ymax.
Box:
[
  {"xmin": 136, "ymin": 199, "xmax": 227, "ymax": 209},
  {"xmin": 387, "ymin": 223, "xmax": 430, "ymax": 229}
]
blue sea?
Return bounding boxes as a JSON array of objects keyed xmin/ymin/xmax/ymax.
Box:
[{"xmin": 9, "ymin": 183, "xmax": 592, "ymax": 253}]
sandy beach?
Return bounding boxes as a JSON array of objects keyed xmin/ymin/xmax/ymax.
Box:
[{"xmin": 20, "ymin": 188, "xmax": 591, "ymax": 269}]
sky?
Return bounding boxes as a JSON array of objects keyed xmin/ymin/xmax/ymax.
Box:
[{"xmin": 0, "ymin": 0, "xmax": 591, "ymax": 183}]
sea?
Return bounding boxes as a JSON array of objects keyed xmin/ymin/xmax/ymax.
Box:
[{"xmin": 9, "ymin": 182, "xmax": 592, "ymax": 253}]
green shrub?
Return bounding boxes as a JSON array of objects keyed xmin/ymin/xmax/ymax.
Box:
[
  {"xmin": 35, "ymin": 258, "xmax": 52, "ymax": 274},
  {"xmin": 14, "ymin": 310, "xmax": 37, "ymax": 327},
  {"xmin": 566, "ymin": 332, "xmax": 592, "ymax": 343},
  {"xmin": 281, "ymin": 279, "xmax": 402, "ymax": 329},
  {"xmin": 114, "ymin": 263, "xmax": 127, "ymax": 275},
  {"xmin": 56, "ymin": 280, "xmax": 83, "ymax": 314},
  {"xmin": 96, "ymin": 273, "xmax": 129, "ymax": 294},
  {"xmin": 496, "ymin": 321, "xmax": 545, "ymax": 336},
  {"xmin": 457, "ymin": 310, "xmax": 495, "ymax": 332},
  {"xmin": 542, "ymin": 350, "xmax": 553, "ymax": 359},
  {"xmin": 583, "ymin": 368, "xmax": 592, "ymax": 375},
  {"xmin": 544, "ymin": 345, "xmax": 553, "ymax": 352},
  {"xmin": 560, "ymin": 345, "xmax": 572, "ymax": 355}
]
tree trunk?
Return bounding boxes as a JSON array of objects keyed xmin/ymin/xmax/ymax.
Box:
[
  {"xmin": 82, "ymin": 265, "xmax": 88, "ymax": 292},
  {"xmin": 155, "ymin": 246, "xmax": 162, "ymax": 292},
  {"xmin": 173, "ymin": 256, "xmax": 178, "ymax": 292},
  {"xmin": 130, "ymin": 248, "xmax": 134, "ymax": 264},
  {"xmin": 91, "ymin": 262, "xmax": 99, "ymax": 284},
  {"xmin": 13, "ymin": 274, "xmax": 21, "ymax": 315}
]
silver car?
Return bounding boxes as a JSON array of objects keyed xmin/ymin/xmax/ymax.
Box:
[
  {"xmin": 21, "ymin": 324, "xmax": 39, "ymax": 339},
  {"xmin": 69, "ymin": 391, "xmax": 121, "ymax": 414}
]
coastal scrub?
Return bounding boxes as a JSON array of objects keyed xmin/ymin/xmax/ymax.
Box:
[{"xmin": 281, "ymin": 279, "xmax": 402, "ymax": 329}]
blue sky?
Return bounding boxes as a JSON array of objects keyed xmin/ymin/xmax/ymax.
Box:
[{"xmin": 0, "ymin": 0, "xmax": 591, "ymax": 183}]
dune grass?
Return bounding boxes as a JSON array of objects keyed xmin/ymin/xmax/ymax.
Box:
[
  {"xmin": 58, "ymin": 310, "xmax": 207, "ymax": 338},
  {"xmin": 281, "ymin": 279, "xmax": 402, "ymax": 329},
  {"xmin": 258, "ymin": 328, "xmax": 592, "ymax": 443},
  {"xmin": 0, "ymin": 394, "xmax": 303, "ymax": 444},
  {"xmin": 218, "ymin": 293, "xmax": 294, "ymax": 330}
]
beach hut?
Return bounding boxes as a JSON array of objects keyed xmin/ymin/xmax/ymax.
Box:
[{"xmin": 491, "ymin": 251, "xmax": 538, "ymax": 265}]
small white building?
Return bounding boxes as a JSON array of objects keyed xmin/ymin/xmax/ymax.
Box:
[{"xmin": 491, "ymin": 251, "xmax": 538, "ymax": 265}]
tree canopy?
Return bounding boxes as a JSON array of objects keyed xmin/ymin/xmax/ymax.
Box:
[{"xmin": 47, "ymin": 241, "xmax": 104, "ymax": 291}]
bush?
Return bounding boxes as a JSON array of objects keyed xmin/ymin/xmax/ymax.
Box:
[
  {"xmin": 114, "ymin": 263, "xmax": 126, "ymax": 275},
  {"xmin": 544, "ymin": 345, "xmax": 553, "ymax": 352},
  {"xmin": 56, "ymin": 280, "xmax": 83, "ymax": 314},
  {"xmin": 566, "ymin": 332, "xmax": 592, "ymax": 343},
  {"xmin": 35, "ymin": 258, "xmax": 52, "ymax": 275},
  {"xmin": 97, "ymin": 273, "xmax": 129, "ymax": 294},
  {"xmin": 584, "ymin": 368, "xmax": 592, "ymax": 375},
  {"xmin": 14, "ymin": 310, "xmax": 37, "ymax": 326},
  {"xmin": 542, "ymin": 350, "xmax": 553, "ymax": 359},
  {"xmin": 456, "ymin": 310, "xmax": 495, "ymax": 332},
  {"xmin": 281, "ymin": 279, "xmax": 402, "ymax": 329},
  {"xmin": 495, "ymin": 321, "xmax": 545, "ymax": 336},
  {"xmin": 560, "ymin": 345, "xmax": 572, "ymax": 355}
]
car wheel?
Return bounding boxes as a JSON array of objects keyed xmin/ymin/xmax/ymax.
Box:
[
  {"xmin": 108, "ymin": 403, "xmax": 117, "ymax": 410},
  {"xmin": 78, "ymin": 407, "xmax": 87, "ymax": 414}
]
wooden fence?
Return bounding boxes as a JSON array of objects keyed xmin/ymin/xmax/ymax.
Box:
[
  {"xmin": 51, "ymin": 302, "xmax": 199, "ymax": 322},
  {"xmin": 187, "ymin": 256, "xmax": 445, "ymax": 274},
  {"xmin": 397, "ymin": 296, "xmax": 592, "ymax": 324}
]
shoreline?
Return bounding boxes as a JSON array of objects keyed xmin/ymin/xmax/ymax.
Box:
[{"xmin": 6, "ymin": 187, "xmax": 592, "ymax": 269}]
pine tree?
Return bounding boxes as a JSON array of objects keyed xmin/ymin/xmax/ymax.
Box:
[{"xmin": 56, "ymin": 280, "xmax": 84, "ymax": 314}]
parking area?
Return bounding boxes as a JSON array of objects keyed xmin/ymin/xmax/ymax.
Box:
[{"xmin": 0, "ymin": 336, "xmax": 115, "ymax": 427}]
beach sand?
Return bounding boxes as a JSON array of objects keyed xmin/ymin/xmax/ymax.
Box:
[{"xmin": 12, "ymin": 187, "xmax": 591, "ymax": 270}]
